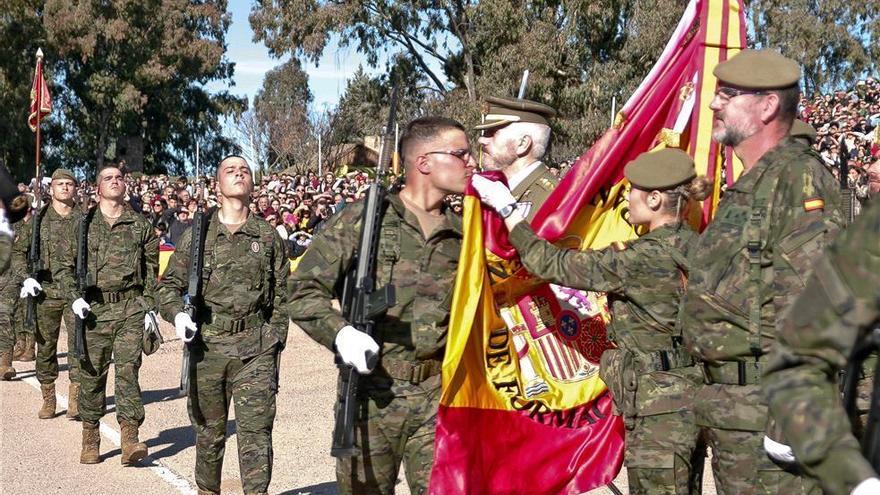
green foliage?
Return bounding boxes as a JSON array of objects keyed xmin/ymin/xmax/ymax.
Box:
[{"xmin": 0, "ymin": 0, "xmax": 243, "ymax": 181}]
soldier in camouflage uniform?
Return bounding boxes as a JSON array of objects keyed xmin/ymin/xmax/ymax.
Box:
[
  {"xmin": 158, "ymin": 155, "xmax": 289, "ymax": 495},
  {"xmin": 0, "ymin": 165, "xmax": 26, "ymax": 377},
  {"xmin": 473, "ymin": 149, "xmax": 711, "ymax": 495},
  {"xmin": 680, "ymin": 49, "xmax": 844, "ymax": 493},
  {"xmin": 11, "ymin": 169, "xmax": 80, "ymax": 419},
  {"xmin": 59, "ymin": 163, "xmax": 159, "ymax": 465},
  {"xmin": 289, "ymin": 117, "xmax": 474, "ymax": 495},
  {"xmin": 763, "ymin": 196, "xmax": 880, "ymax": 495},
  {"xmin": 476, "ymin": 96, "xmax": 558, "ymax": 223}
]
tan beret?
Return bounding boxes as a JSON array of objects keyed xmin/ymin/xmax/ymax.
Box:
[
  {"xmin": 713, "ymin": 49, "xmax": 801, "ymax": 90},
  {"xmin": 51, "ymin": 168, "xmax": 77, "ymax": 183},
  {"xmin": 624, "ymin": 148, "xmax": 696, "ymax": 190},
  {"xmin": 474, "ymin": 96, "xmax": 556, "ymax": 130},
  {"xmin": 790, "ymin": 119, "xmax": 817, "ymax": 144}
]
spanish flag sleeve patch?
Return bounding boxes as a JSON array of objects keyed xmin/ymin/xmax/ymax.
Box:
[
  {"xmin": 612, "ymin": 240, "xmax": 628, "ymax": 252},
  {"xmin": 803, "ymin": 197, "xmax": 825, "ymax": 212}
]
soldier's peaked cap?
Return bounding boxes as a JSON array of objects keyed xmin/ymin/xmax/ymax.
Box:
[
  {"xmin": 713, "ymin": 49, "xmax": 801, "ymax": 90},
  {"xmin": 474, "ymin": 96, "xmax": 557, "ymax": 130},
  {"xmin": 624, "ymin": 148, "xmax": 696, "ymax": 190}
]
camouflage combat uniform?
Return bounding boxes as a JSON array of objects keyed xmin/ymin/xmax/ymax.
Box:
[
  {"xmin": 510, "ymin": 162, "xmax": 557, "ymax": 223},
  {"xmin": 12, "ymin": 206, "xmax": 79, "ymax": 386},
  {"xmin": 0, "ymin": 259, "xmax": 18, "ymax": 374},
  {"xmin": 289, "ymin": 194, "xmax": 462, "ymax": 495},
  {"xmin": 157, "ymin": 212, "xmax": 288, "ymax": 495},
  {"xmin": 0, "ymin": 231, "xmax": 10, "ymax": 275},
  {"xmin": 763, "ymin": 198, "xmax": 880, "ymax": 495},
  {"xmin": 681, "ymin": 138, "xmax": 843, "ymax": 494},
  {"xmin": 509, "ymin": 221, "xmax": 704, "ymax": 494},
  {"xmin": 58, "ymin": 207, "xmax": 158, "ymax": 427}
]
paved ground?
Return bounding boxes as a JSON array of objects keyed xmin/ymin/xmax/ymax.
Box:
[{"xmin": 0, "ymin": 318, "xmax": 717, "ymax": 494}]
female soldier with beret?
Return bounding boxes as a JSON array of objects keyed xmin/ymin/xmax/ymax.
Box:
[{"xmin": 472, "ymin": 148, "xmax": 711, "ymax": 495}]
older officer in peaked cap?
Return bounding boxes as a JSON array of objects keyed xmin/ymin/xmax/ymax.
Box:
[
  {"xmin": 476, "ymin": 96, "xmax": 558, "ymax": 223},
  {"xmin": 680, "ymin": 48, "xmax": 844, "ymax": 493}
]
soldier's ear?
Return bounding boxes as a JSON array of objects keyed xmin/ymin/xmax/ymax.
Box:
[
  {"xmin": 647, "ymin": 190, "xmax": 663, "ymax": 211},
  {"xmin": 415, "ymin": 154, "xmax": 431, "ymax": 175},
  {"xmin": 515, "ymin": 135, "xmax": 533, "ymax": 157}
]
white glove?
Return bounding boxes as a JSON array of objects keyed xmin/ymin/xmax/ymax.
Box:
[
  {"xmin": 335, "ymin": 325, "xmax": 380, "ymax": 374},
  {"xmin": 174, "ymin": 312, "xmax": 198, "ymax": 343},
  {"xmin": 72, "ymin": 298, "xmax": 91, "ymax": 319},
  {"xmin": 471, "ymin": 175, "xmax": 516, "ymax": 212},
  {"xmin": 20, "ymin": 278, "xmax": 43, "ymax": 298},
  {"xmin": 763, "ymin": 435, "xmax": 796, "ymax": 464},
  {"xmin": 144, "ymin": 311, "xmax": 158, "ymax": 331},
  {"xmin": 852, "ymin": 477, "xmax": 880, "ymax": 495}
]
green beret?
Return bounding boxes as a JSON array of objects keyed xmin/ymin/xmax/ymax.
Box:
[
  {"xmin": 51, "ymin": 168, "xmax": 77, "ymax": 183},
  {"xmin": 790, "ymin": 119, "xmax": 817, "ymax": 144},
  {"xmin": 474, "ymin": 96, "xmax": 556, "ymax": 130},
  {"xmin": 713, "ymin": 49, "xmax": 801, "ymax": 90},
  {"xmin": 624, "ymin": 148, "xmax": 696, "ymax": 190}
]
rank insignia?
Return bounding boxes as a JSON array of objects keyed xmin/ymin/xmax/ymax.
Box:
[{"xmin": 251, "ymin": 241, "xmax": 261, "ymax": 253}]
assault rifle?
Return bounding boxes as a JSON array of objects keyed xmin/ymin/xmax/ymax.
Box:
[
  {"xmin": 178, "ymin": 208, "xmax": 210, "ymax": 397},
  {"xmin": 838, "ymin": 135, "xmax": 855, "ymax": 225},
  {"xmin": 843, "ymin": 327, "xmax": 880, "ymax": 471},
  {"xmin": 24, "ymin": 205, "xmax": 46, "ymax": 329},
  {"xmin": 331, "ymin": 84, "xmax": 399, "ymax": 458},
  {"xmin": 72, "ymin": 206, "xmax": 97, "ymax": 361}
]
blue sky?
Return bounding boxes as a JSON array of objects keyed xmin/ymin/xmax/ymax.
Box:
[{"xmin": 210, "ymin": 0, "xmax": 382, "ymax": 110}]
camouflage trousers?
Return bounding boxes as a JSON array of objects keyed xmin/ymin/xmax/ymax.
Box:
[
  {"xmin": 34, "ymin": 297, "xmax": 79, "ymax": 385},
  {"xmin": 78, "ymin": 301, "xmax": 145, "ymax": 425},
  {"xmin": 694, "ymin": 383, "xmax": 821, "ymax": 495},
  {"xmin": 0, "ymin": 294, "xmax": 15, "ymax": 353},
  {"xmin": 337, "ymin": 375, "xmax": 440, "ymax": 495},
  {"xmin": 626, "ymin": 409, "xmax": 705, "ymax": 495},
  {"xmin": 187, "ymin": 344, "xmax": 279, "ymax": 494}
]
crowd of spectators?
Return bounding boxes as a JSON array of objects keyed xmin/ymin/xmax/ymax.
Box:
[
  {"xmin": 799, "ymin": 76, "xmax": 880, "ymax": 203},
  {"xmin": 14, "ymin": 77, "xmax": 880, "ymax": 259}
]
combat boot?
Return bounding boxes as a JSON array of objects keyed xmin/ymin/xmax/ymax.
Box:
[
  {"xmin": 80, "ymin": 422, "xmax": 101, "ymax": 464},
  {"xmin": 38, "ymin": 383, "xmax": 56, "ymax": 419},
  {"xmin": 20, "ymin": 333, "xmax": 35, "ymax": 361},
  {"xmin": 12, "ymin": 334, "xmax": 25, "ymax": 360},
  {"xmin": 0, "ymin": 350, "xmax": 16, "ymax": 380},
  {"xmin": 66, "ymin": 382, "xmax": 81, "ymax": 419},
  {"xmin": 119, "ymin": 421, "xmax": 148, "ymax": 465}
]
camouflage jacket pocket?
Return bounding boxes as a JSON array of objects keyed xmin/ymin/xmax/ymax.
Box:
[
  {"xmin": 600, "ymin": 348, "xmax": 638, "ymax": 429},
  {"xmin": 635, "ymin": 368, "xmax": 700, "ymax": 417}
]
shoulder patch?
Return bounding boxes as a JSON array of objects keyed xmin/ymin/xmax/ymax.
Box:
[{"xmin": 803, "ymin": 197, "xmax": 825, "ymax": 212}]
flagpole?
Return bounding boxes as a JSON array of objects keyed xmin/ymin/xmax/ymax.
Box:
[{"xmin": 34, "ymin": 48, "xmax": 44, "ymax": 210}]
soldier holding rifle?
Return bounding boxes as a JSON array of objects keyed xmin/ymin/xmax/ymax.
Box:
[
  {"xmin": 11, "ymin": 169, "xmax": 79, "ymax": 419},
  {"xmin": 289, "ymin": 116, "xmax": 474, "ymax": 494},
  {"xmin": 59, "ymin": 163, "xmax": 159, "ymax": 465},
  {"xmin": 157, "ymin": 155, "xmax": 288, "ymax": 495}
]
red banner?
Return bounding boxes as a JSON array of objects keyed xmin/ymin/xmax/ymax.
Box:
[{"xmin": 28, "ymin": 50, "xmax": 52, "ymax": 132}]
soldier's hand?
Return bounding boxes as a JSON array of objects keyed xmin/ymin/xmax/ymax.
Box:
[
  {"xmin": 20, "ymin": 278, "xmax": 43, "ymax": 298},
  {"xmin": 853, "ymin": 478, "xmax": 880, "ymax": 495},
  {"xmin": 335, "ymin": 325, "xmax": 379, "ymax": 374},
  {"xmin": 472, "ymin": 175, "xmax": 516, "ymax": 212},
  {"xmin": 174, "ymin": 312, "xmax": 198, "ymax": 343},
  {"xmin": 72, "ymin": 298, "xmax": 91, "ymax": 319}
]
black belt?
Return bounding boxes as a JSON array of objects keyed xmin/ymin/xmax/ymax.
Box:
[
  {"xmin": 87, "ymin": 287, "xmax": 142, "ymax": 304},
  {"xmin": 702, "ymin": 360, "xmax": 765, "ymax": 385},
  {"xmin": 636, "ymin": 348, "xmax": 695, "ymax": 373}
]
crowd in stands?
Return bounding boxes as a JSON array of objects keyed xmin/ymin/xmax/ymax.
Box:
[
  {"xmin": 799, "ymin": 76, "xmax": 880, "ymax": 203},
  {"xmin": 13, "ymin": 78, "xmax": 880, "ymax": 260}
]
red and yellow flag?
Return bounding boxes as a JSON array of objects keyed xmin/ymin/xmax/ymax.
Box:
[
  {"xmin": 28, "ymin": 48, "xmax": 52, "ymax": 132},
  {"xmin": 431, "ymin": 0, "xmax": 746, "ymax": 493}
]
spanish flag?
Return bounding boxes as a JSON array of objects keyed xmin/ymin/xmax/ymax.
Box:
[{"xmin": 430, "ymin": 0, "xmax": 746, "ymax": 493}]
